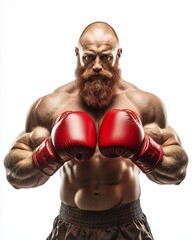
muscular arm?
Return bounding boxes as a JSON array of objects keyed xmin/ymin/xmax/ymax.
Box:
[
  {"xmin": 3, "ymin": 96, "xmax": 53, "ymax": 189},
  {"xmin": 4, "ymin": 91, "xmax": 97, "ymax": 189},
  {"xmin": 144, "ymin": 123, "xmax": 188, "ymax": 185},
  {"xmin": 4, "ymin": 94, "xmax": 59, "ymax": 189},
  {"xmin": 4, "ymin": 126, "xmax": 50, "ymax": 189},
  {"xmin": 127, "ymin": 89, "xmax": 188, "ymax": 185}
]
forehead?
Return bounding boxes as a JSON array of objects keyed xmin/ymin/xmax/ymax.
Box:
[{"xmin": 79, "ymin": 27, "xmax": 118, "ymax": 52}]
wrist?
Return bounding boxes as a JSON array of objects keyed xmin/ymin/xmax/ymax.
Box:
[
  {"xmin": 32, "ymin": 137, "xmax": 64, "ymax": 176},
  {"xmin": 131, "ymin": 135, "xmax": 163, "ymax": 173}
]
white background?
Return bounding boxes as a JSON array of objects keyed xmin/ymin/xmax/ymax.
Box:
[{"xmin": 1, "ymin": 0, "xmax": 192, "ymax": 239}]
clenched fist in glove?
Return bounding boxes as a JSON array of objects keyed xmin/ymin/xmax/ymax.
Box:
[
  {"xmin": 98, "ymin": 109, "xmax": 163, "ymax": 173},
  {"xmin": 32, "ymin": 111, "xmax": 97, "ymax": 176}
]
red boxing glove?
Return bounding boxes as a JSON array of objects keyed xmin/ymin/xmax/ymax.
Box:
[
  {"xmin": 32, "ymin": 111, "xmax": 97, "ymax": 176},
  {"xmin": 98, "ymin": 109, "xmax": 163, "ymax": 173}
]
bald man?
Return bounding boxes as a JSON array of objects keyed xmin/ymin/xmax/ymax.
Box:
[{"xmin": 4, "ymin": 22, "xmax": 188, "ymax": 240}]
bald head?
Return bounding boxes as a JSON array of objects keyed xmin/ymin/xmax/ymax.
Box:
[
  {"xmin": 75, "ymin": 21, "xmax": 122, "ymax": 68},
  {"xmin": 78, "ymin": 21, "xmax": 119, "ymax": 48}
]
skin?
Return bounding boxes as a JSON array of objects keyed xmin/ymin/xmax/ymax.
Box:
[{"xmin": 4, "ymin": 22, "xmax": 188, "ymax": 211}]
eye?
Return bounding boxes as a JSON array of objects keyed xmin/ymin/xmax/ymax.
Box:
[
  {"xmin": 83, "ymin": 54, "xmax": 95, "ymax": 62},
  {"xmin": 100, "ymin": 54, "xmax": 113, "ymax": 61}
]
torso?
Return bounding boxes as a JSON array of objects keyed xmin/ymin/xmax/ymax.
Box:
[{"xmin": 30, "ymin": 79, "xmax": 164, "ymax": 210}]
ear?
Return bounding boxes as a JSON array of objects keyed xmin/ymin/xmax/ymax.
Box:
[
  {"xmin": 117, "ymin": 48, "xmax": 122, "ymax": 58},
  {"xmin": 75, "ymin": 47, "xmax": 79, "ymax": 56}
]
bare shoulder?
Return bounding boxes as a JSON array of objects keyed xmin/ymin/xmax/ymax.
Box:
[
  {"xmin": 53, "ymin": 81, "xmax": 77, "ymax": 94},
  {"xmin": 120, "ymin": 80, "xmax": 167, "ymax": 127},
  {"xmin": 26, "ymin": 81, "xmax": 77, "ymax": 131}
]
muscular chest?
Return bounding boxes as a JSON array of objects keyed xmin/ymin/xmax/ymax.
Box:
[{"xmin": 50, "ymin": 94, "xmax": 141, "ymax": 130}]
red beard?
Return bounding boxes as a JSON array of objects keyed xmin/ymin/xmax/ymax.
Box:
[{"xmin": 75, "ymin": 60, "xmax": 121, "ymax": 109}]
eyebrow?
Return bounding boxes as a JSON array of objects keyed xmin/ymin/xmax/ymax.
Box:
[{"xmin": 83, "ymin": 50, "xmax": 114, "ymax": 55}]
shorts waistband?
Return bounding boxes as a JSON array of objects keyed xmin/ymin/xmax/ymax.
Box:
[{"xmin": 59, "ymin": 199, "xmax": 143, "ymax": 228}]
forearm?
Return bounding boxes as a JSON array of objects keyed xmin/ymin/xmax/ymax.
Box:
[
  {"xmin": 146, "ymin": 144, "xmax": 188, "ymax": 185},
  {"xmin": 4, "ymin": 149, "xmax": 49, "ymax": 189}
]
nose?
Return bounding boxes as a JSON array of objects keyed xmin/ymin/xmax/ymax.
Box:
[{"xmin": 92, "ymin": 56, "xmax": 102, "ymax": 72}]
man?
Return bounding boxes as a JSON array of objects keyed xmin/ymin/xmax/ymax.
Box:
[{"xmin": 4, "ymin": 21, "xmax": 188, "ymax": 240}]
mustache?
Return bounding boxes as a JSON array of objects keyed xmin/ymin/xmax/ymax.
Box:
[{"xmin": 81, "ymin": 68, "xmax": 113, "ymax": 80}]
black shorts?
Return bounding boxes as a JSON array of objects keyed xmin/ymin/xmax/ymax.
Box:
[{"xmin": 46, "ymin": 199, "xmax": 154, "ymax": 240}]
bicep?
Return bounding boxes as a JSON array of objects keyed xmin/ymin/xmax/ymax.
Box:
[
  {"xmin": 4, "ymin": 126, "xmax": 51, "ymax": 188},
  {"xmin": 161, "ymin": 126, "xmax": 182, "ymax": 147},
  {"xmin": 11, "ymin": 125, "xmax": 50, "ymax": 150},
  {"xmin": 145, "ymin": 125, "xmax": 188, "ymax": 184},
  {"xmin": 6, "ymin": 126, "xmax": 50, "ymax": 170}
]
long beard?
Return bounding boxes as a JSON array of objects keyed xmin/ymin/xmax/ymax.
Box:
[{"xmin": 75, "ymin": 60, "xmax": 121, "ymax": 109}]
